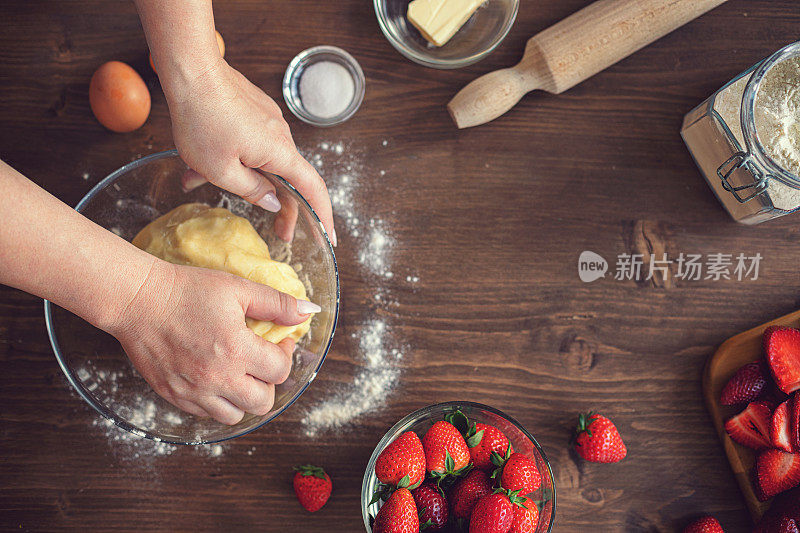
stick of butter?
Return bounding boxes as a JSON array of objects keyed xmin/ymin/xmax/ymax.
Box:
[{"xmin": 407, "ymin": 0, "xmax": 485, "ymax": 47}]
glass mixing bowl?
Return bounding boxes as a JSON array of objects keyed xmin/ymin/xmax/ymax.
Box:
[
  {"xmin": 362, "ymin": 401, "xmax": 556, "ymax": 531},
  {"xmin": 44, "ymin": 150, "xmax": 339, "ymax": 445},
  {"xmin": 374, "ymin": 0, "xmax": 519, "ymax": 69}
]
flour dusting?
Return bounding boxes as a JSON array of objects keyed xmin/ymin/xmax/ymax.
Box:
[{"xmin": 298, "ymin": 140, "xmax": 411, "ymax": 436}]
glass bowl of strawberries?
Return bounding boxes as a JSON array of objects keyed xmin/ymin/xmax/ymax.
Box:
[{"xmin": 361, "ymin": 401, "xmax": 555, "ymax": 532}]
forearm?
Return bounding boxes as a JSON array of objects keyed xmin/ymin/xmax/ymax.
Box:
[
  {"xmin": 134, "ymin": 0, "xmax": 221, "ymax": 100},
  {"xmin": 0, "ymin": 160, "xmax": 158, "ymax": 333}
]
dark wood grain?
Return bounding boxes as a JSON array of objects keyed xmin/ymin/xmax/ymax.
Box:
[{"xmin": 2, "ymin": 1, "xmax": 800, "ymax": 531}]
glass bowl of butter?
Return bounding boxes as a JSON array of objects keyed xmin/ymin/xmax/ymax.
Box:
[
  {"xmin": 374, "ymin": 0, "xmax": 519, "ymax": 69},
  {"xmin": 44, "ymin": 150, "xmax": 339, "ymax": 445}
]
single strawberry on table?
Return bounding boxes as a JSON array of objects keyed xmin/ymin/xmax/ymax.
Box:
[
  {"xmin": 724, "ymin": 401, "xmax": 772, "ymax": 450},
  {"xmin": 720, "ymin": 361, "xmax": 767, "ymax": 406},
  {"xmin": 449, "ymin": 468, "xmax": 493, "ymax": 521},
  {"xmin": 772, "ymin": 399, "xmax": 794, "ymax": 453},
  {"xmin": 411, "ymin": 481, "xmax": 448, "ymax": 531},
  {"xmin": 497, "ymin": 453, "xmax": 541, "ymax": 496},
  {"xmin": 755, "ymin": 448, "xmax": 800, "ymax": 501},
  {"xmin": 466, "ymin": 422, "xmax": 513, "ymax": 472},
  {"xmin": 764, "ymin": 326, "xmax": 800, "ymax": 394},
  {"xmin": 574, "ymin": 412, "xmax": 627, "ymax": 463},
  {"xmin": 422, "ymin": 420, "xmax": 471, "ymax": 479},
  {"xmin": 375, "ymin": 431, "xmax": 427, "ymax": 489},
  {"xmin": 292, "ymin": 464, "xmax": 332, "ymax": 512},
  {"xmin": 682, "ymin": 515, "xmax": 724, "ymax": 533},
  {"xmin": 373, "ymin": 488, "xmax": 420, "ymax": 533}
]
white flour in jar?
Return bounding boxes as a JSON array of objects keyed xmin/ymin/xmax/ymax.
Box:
[{"xmin": 714, "ymin": 56, "xmax": 800, "ymax": 211}]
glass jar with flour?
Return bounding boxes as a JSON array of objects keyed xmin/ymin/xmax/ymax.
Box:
[{"xmin": 682, "ymin": 41, "xmax": 800, "ymax": 225}]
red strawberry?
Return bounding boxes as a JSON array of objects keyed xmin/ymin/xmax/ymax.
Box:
[
  {"xmin": 509, "ymin": 498, "xmax": 539, "ymax": 533},
  {"xmin": 765, "ymin": 327, "xmax": 800, "ymax": 394},
  {"xmin": 792, "ymin": 393, "xmax": 800, "ymax": 452},
  {"xmin": 683, "ymin": 516, "xmax": 724, "ymax": 533},
  {"xmin": 755, "ymin": 449, "xmax": 800, "ymax": 501},
  {"xmin": 292, "ymin": 465, "xmax": 332, "ymax": 512},
  {"xmin": 498, "ymin": 453, "xmax": 541, "ymax": 496},
  {"xmin": 469, "ymin": 493, "xmax": 514, "ymax": 533},
  {"xmin": 574, "ymin": 413, "xmax": 627, "ymax": 463},
  {"xmin": 467, "ymin": 423, "xmax": 512, "ymax": 472},
  {"xmin": 422, "ymin": 421, "xmax": 471, "ymax": 478},
  {"xmin": 373, "ymin": 488, "xmax": 420, "ymax": 533},
  {"xmin": 773, "ymin": 400, "xmax": 795, "ymax": 453},
  {"xmin": 724, "ymin": 401, "xmax": 773, "ymax": 450},
  {"xmin": 449, "ymin": 469, "xmax": 493, "ymax": 520},
  {"xmin": 375, "ymin": 431, "xmax": 426, "ymax": 489},
  {"xmin": 411, "ymin": 482, "xmax": 448, "ymax": 531},
  {"xmin": 720, "ymin": 362, "xmax": 767, "ymax": 406}
]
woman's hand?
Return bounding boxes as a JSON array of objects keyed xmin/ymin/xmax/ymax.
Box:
[
  {"xmin": 165, "ymin": 60, "xmax": 336, "ymax": 246},
  {"xmin": 109, "ymin": 259, "xmax": 319, "ymax": 425}
]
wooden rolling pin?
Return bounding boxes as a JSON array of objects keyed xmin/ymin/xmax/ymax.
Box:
[{"xmin": 447, "ymin": 0, "xmax": 730, "ymax": 129}]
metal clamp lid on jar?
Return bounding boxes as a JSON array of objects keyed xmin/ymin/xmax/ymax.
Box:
[{"xmin": 717, "ymin": 41, "xmax": 800, "ymax": 204}]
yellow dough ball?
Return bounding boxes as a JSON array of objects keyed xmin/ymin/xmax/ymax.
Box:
[{"xmin": 132, "ymin": 203, "xmax": 311, "ymax": 344}]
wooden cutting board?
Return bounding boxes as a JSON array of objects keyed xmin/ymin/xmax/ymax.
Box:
[{"xmin": 703, "ymin": 310, "xmax": 800, "ymax": 523}]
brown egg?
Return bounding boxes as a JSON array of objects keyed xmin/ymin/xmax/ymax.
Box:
[
  {"xmin": 89, "ymin": 61, "xmax": 150, "ymax": 133},
  {"xmin": 149, "ymin": 30, "xmax": 225, "ymax": 72}
]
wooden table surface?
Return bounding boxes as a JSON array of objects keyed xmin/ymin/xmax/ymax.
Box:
[{"xmin": 2, "ymin": 1, "xmax": 800, "ymax": 531}]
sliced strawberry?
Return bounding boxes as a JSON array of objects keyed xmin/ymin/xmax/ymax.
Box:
[
  {"xmin": 755, "ymin": 449, "xmax": 800, "ymax": 501},
  {"xmin": 793, "ymin": 393, "xmax": 800, "ymax": 452},
  {"xmin": 765, "ymin": 327, "xmax": 800, "ymax": 395},
  {"xmin": 724, "ymin": 401, "xmax": 773, "ymax": 450},
  {"xmin": 773, "ymin": 400, "xmax": 794, "ymax": 453},
  {"xmin": 720, "ymin": 362, "xmax": 767, "ymax": 406}
]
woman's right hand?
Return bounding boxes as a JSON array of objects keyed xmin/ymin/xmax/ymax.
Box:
[{"xmin": 108, "ymin": 259, "xmax": 319, "ymax": 425}]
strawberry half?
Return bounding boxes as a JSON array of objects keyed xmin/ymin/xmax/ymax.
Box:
[
  {"xmin": 724, "ymin": 401, "xmax": 773, "ymax": 450},
  {"xmin": 765, "ymin": 326, "xmax": 800, "ymax": 395},
  {"xmin": 755, "ymin": 449, "xmax": 800, "ymax": 501},
  {"xmin": 720, "ymin": 362, "xmax": 767, "ymax": 406},
  {"xmin": 773, "ymin": 400, "xmax": 795, "ymax": 453}
]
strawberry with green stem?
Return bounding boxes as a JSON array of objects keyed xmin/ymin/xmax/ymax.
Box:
[
  {"xmin": 422, "ymin": 421, "xmax": 472, "ymax": 483},
  {"xmin": 498, "ymin": 453, "xmax": 541, "ymax": 496},
  {"xmin": 574, "ymin": 412, "xmax": 627, "ymax": 463},
  {"xmin": 292, "ymin": 465, "xmax": 332, "ymax": 512},
  {"xmin": 469, "ymin": 489, "xmax": 530, "ymax": 533}
]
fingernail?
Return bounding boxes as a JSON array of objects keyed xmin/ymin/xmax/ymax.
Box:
[
  {"xmin": 256, "ymin": 192, "xmax": 281, "ymax": 213},
  {"xmin": 297, "ymin": 300, "xmax": 322, "ymax": 315},
  {"xmin": 330, "ymin": 227, "xmax": 338, "ymax": 247},
  {"xmin": 182, "ymin": 173, "xmax": 207, "ymax": 192}
]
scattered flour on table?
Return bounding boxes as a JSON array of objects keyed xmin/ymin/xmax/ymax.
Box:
[
  {"xmin": 298, "ymin": 140, "xmax": 414, "ymax": 437},
  {"xmin": 77, "ymin": 365, "xmax": 229, "ymax": 461}
]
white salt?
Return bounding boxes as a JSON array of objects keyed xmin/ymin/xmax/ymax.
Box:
[{"xmin": 299, "ymin": 61, "xmax": 355, "ymax": 119}]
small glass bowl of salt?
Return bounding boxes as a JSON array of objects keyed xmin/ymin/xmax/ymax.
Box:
[{"xmin": 283, "ymin": 45, "xmax": 366, "ymax": 127}]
